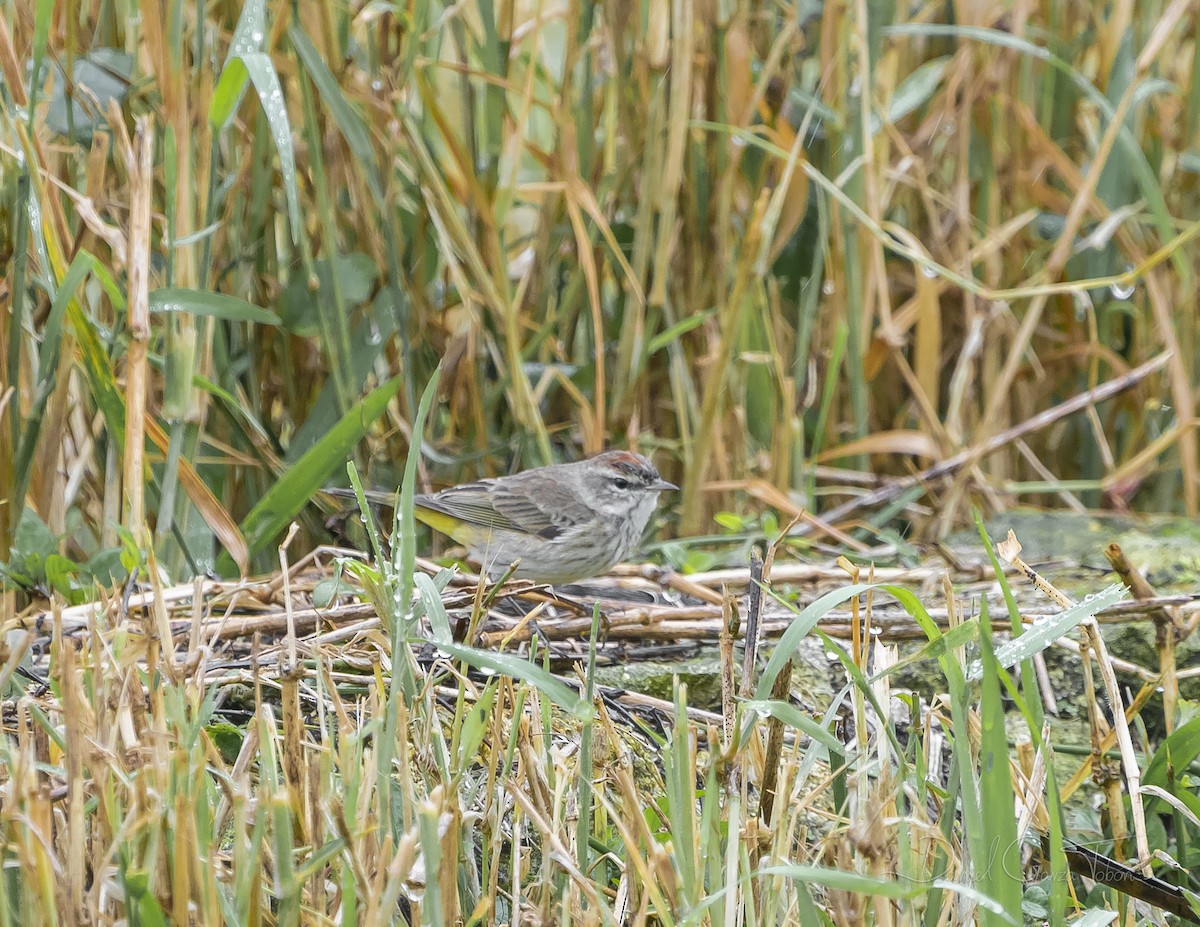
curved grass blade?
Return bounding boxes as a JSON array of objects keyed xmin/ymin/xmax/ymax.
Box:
[
  {"xmin": 753, "ymin": 582, "xmax": 873, "ymax": 700},
  {"xmin": 287, "ymin": 24, "xmax": 382, "ymax": 200},
  {"xmin": 1144, "ymin": 716, "xmax": 1200, "ymax": 788},
  {"xmin": 435, "ymin": 640, "xmax": 589, "ymax": 719},
  {"xmin": 965, "ymin": 583, "xmax": 1126, "ymax": 682},
  {"xmin": 208, "ymin": 0, "xmax": 301, "ymax": 242},
  {"xmin": 740, "ymin": 698, "xmax": 847, "ymax": 757}
]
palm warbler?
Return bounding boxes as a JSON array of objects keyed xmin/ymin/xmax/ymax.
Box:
[{"xmin": 336, "ymin": 450, "xmax": 676, "ymax": 583}]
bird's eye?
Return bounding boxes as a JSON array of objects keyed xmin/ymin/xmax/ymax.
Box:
[{"xmin": 612, "ymin": 477, "xmax": 630, "ymax": 490}]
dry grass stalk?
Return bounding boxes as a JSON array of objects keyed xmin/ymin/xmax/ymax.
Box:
[
  {"xmin": 122, "ymin": 117, "xmax": 153, "ymax": 539},
  {"xmin": 1105, "ymin": 541, "xmax": 1182, "ymax": 733}
]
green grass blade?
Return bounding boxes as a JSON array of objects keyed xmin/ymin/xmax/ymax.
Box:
[
  {"xmin": 390, "ymin": 365, "xmax": 441, "ymax": 651},
  {"xmin": 208, "ymin": 0, "xmax": 301, "ymax": 242},
  {"xmin": 231, "ymin": 375, "xmax": 404, "ymax": 565},
  {"xmin": 435, "ymin": 640, "xmax": 589, "ymax": 719},
  {"xmin": 975, "ymin": 596, "xmax": 1023, "ymax": 925},
  {"xmin": 149, "ymin": 288, "xmax": 279, "ymax": 324},
  {"xmin": 965, "ymin": 584, "xmax": 1125, "ymax": 682},
  {"xmin": 754, "ymin": 582, "xmax": 873, "ymax": 699}
]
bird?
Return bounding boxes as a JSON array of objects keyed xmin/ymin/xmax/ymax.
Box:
[{"xmin": 332, "ymin": 450, "xmax": 676, "ymax": 583}]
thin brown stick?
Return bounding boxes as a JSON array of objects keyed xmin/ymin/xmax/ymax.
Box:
[
  {"xmin": 650, "ymin": 561, "xmax": 984, "ymax": 588},
  {"xmin": 811, "ymin": 351, "xmax": 1172, "ymax": 530},
  {"xmin": 1106, "ymin": 542, "xmax": 1178, "ymax": 732},
  {"xmin": 719, "ymin": 589, "xmax": 738, "ymax": 748},
  {"xmin": 758, "ymin": 545, "xmax": 794, "ymax": 832},
  {"xmin": 740, "ymin": 547, "xmax": 765, "ymax": 696}
]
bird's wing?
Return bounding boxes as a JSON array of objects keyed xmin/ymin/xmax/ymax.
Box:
[
  {"xmin": 488, "ymin": 482, "xmax": 581, "ymax": 540},
  {"xmin": 418, "ymin": 476, "xmax": 585, "ymax": 541},
  {"xmin": 415, "ymin": 481, "xmax": 519, "ymax": 531}
]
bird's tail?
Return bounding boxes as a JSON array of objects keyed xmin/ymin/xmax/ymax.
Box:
[{"xmin": 323, "ymin": 486, "xmax": 401, "ymax": 507}]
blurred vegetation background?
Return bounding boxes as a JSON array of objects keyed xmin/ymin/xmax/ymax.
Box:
[{"xmin": 1, "ymin": 0, "xmax": 1198, "ymax": 591}]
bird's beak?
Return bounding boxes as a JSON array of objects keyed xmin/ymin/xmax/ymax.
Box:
[{"xmin": 651, "ymin": 479, "xmax": 679, "ymax": 491}]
